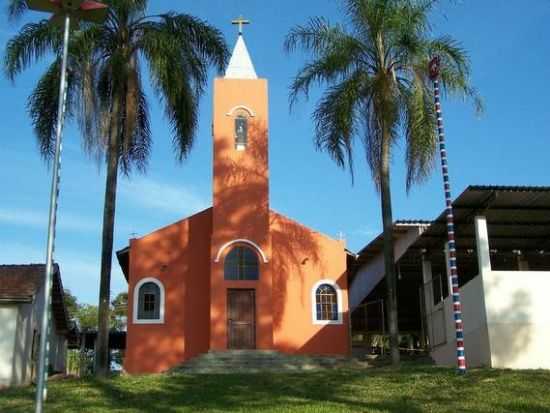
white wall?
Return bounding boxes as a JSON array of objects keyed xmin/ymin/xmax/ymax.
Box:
[
  {"xmin": 429, "ymin": 275, "xmax": 492, "ymax": 367},
  {"xmin": 0, "ymin": 303, "xmax": 36, "ymax": 387},
  {"xmin": 49, "ymin": 332, "xmax": 67, "ymax": 373},
  {"xmin": 34, "ymin": 283, "xmax": 67, "ymax": 375},
  {"xmin": 0, "ymin": 286, "xmax": 68, "ymax": 388},
  {"xmin": 0, "ymin": 305, "xmax": 18, "ymax": 387},
  {"xmin": 483, "ymin": 270, "xmax": 550, "ymax": 369},
  {"xmin": 13, "ymin": 303, "xmax": 34, "ymax": 385},
  {"xmin": 350, "ymin": 225, "xmax": 428, "ymax": 310}
]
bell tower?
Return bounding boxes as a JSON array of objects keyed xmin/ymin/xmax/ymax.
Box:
[{"xmin": 210, "ymin": 21, "xmax": 273, "ymax": 351}]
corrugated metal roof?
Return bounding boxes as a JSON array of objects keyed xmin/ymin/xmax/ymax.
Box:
[
  {"xmin": 467, "ymin": 185, "xmax": 550, "ymax": 192},
  {"xmin": 352, "ymin": 185, "xmax": 550, "ymax": 267},
  {"xmin": 416, "ymin": 185, "xmax": 550, "ymax": 253}
]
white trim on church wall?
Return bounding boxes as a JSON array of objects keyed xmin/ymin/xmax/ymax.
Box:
[
  {"xmin": 226, "ymin": 105, "xmax": 256, "ymax": 117},
  {"xmin": 311, "ymin": 279, "xmax": 344, "ymax": 325},
  {"xmin": 133, "ymin": 277, "xmax": 165, "ymax": 325},
  {"xmin": 214, "ymin": 239, "xmax": 269, "ymax": 263}
]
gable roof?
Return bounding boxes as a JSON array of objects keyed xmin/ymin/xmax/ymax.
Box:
[
  {"xmin": 0, "ymin": 264, "xmax": 50, "ymax": 302},
  {"xmin": 0, "ymin": 264, "xmax": 69, "ymax": 334}
]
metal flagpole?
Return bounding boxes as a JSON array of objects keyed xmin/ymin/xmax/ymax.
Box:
[
  {"xmin": 429, "ymin": 56, "xmax": 467, "ymax": 374},
  {"xmin": 35, "ymin": 11, "xmax": 71, "ymax": 413},
  {"xmin": 25, "ymin": 2, "xmax": 108, "ymax": 411}
]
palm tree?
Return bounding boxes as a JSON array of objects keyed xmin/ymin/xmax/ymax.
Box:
[
  {"xmin": 5, "ymin": 0, "xmax": 228, "ymax": 376},
  {"xmin": 285, "ymin": 0, "xmax": 480, "ymax": 366}
]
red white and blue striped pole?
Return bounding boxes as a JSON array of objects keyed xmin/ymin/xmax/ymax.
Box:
[{"xmin": 429, "ymin": 56, "xmax": 467, "ymax": 374}]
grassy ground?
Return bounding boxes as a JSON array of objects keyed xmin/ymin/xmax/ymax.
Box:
[{"xmin": 1, "ymin": 365, "xmax": 550, "ymax": 412}]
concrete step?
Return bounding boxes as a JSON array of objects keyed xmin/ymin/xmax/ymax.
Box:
[{"xmin": 170, "ymin": 350, "xmax": 369, "ymax": 374}]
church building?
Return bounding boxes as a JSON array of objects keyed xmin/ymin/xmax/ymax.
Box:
[{"xmin": 117, "ymin": 27, "xmax": 350, "ymax": 374}]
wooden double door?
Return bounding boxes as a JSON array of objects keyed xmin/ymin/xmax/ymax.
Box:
[{"xmin": 227, "ymin": 289, "xmax": 256, "ymax": 349}]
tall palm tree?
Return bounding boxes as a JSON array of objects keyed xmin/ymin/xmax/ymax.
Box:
[
  {"xmin": 5, "ymin": 0, "xmax": 228, "ymax": 376},
  {"xmin": 285, "ymin": 0, "xmax": 480, "ymax": 366}
]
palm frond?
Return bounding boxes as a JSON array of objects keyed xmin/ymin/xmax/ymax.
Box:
[
  {"xmin": 401, "ymin": 71, "xmax": 437, "ymax": 190},
  {"xmin": 120, "ymin": 80, "xmax": 150, "ymax": 174},
  {"xmin": 139, "ymin": 13, "xmax": 227, "ymax": 160},
  {"xmin": 7, "ymin": 0, "xmax": 27, "ymax": 22},
  {"xmin": 285, "ymin": 17, "xmax": 357, "ymax": 58},
  {"xmin": 426, "ymin": 36, "xmax": 484, "ymax": 113},
  {"xmin": 105, "ymin": 0, "xmax": 147, "ymax": 24},
  {"xmin": 288, "ymin": 35, "xmax": 365, "ymax": 106},
  {"xmin": 313, "ymin": 70, "xmax": 369, "ymax": 180},
  {"xmin": 149, "ymin": 13, "xmax": 229, "ymax": 73},
  {"xmin": 4, "ymin": 20, "xmax": 62, "ymax": 81},
  {"xmin": 27, "ymin": 58, "xmax": 75, "ymax": 160},
  {"xmin": 288, "ymin": 0, "xmax": 481, "ymax": 190}
]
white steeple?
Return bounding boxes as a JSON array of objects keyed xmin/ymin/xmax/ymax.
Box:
[{"xmin": 225, "ymin": 17, "xmax": 257, "ymax": 79}]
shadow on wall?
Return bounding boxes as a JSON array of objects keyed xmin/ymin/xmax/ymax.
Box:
[
  {"xmin": 276, "ymin": 270, "xmax": 350, "ymax": 356},
  {"xmin": 270, "ymin": 213, "xmax": 323, "ymax": 331},
  {"xmin": 484, "ymin": 275, "xmax": 532, "ymax": 367},
  {"xmin": 0, "ymin": 304, "xmax": 33, "ymax": 386},
  {"xmin": 127, "ymin": 207, "xmax": 212, "ymax": 372},
  {"xmin": 0, "ymin": 306, "xmax": 17, "ymax": 385},
  {"xmin": 12, "ymin": 304, "xmax": 32, "ymax": 386},
  {"xmin": 213, "ymin": 120, "xmax": 269, "ymax": 241}
]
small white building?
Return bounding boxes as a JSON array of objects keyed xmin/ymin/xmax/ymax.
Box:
[
  {"xmin": 0, "ymin": 264, "xmax": 69, "ymax": 387},
  {"xmin": 350, "ymin": 186, "xmax": 550, "ymax": 369}
]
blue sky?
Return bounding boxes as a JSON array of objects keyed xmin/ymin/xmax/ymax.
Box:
[{"xmin": 1, "ymin": 0, "xmax": 549, "ymax": 305}]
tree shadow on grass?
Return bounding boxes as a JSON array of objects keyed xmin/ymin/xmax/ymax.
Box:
[
  {"xmin": 2, "ymin": 368, "xmax": 550, "ymax": 413},
  {"xmin": 88, "ymin": 371, "xmax": 425, "ymax": 413}
]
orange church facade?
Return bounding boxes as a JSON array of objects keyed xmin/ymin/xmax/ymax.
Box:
[{"xmin": 118, "ymin": 33, "xmax": 350, "ymax": 374}]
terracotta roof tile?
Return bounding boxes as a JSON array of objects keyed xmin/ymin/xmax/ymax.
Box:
[
  {"xmin": 0, "ymin": 264, "xmax": 68, "ymax": 333},
  {"xmin": 0, "ymin": 264, "xmax": 54, "ymax": 301}
]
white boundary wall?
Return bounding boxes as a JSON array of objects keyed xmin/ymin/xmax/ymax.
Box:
[
  {"xmin": 426, "ymin": 216, "xmax": 550, "ymax": 369},
  {"xmin": 429, "ymin": 275, "xmax": 492, "ymax": 367},
  {"xmin": 484, "ymin": 270, "xmax": 550, "ymax": 369}
]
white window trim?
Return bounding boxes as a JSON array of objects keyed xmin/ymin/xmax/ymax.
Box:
[
  {"xmin": 133, "ymin": 277, "xmax": 165, "ymax": 324},
  {"xmin": 311, "ymin": 279, "xmax": 343, "ymax": 325},
  {"xmin": 226, "ymin": 105, "xmax": 256, "ymax": 117},
  {"xmin": 214, "ymin": 239, "xmax": 269, "ymax": 263}
]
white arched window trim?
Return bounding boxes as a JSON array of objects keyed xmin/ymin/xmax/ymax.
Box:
[
  {"xmin": 311, "ymin": 279, "xmax": 343, "ymax": 325},
  {"xmin": 133, "ymin": 277, "xmax": 165, "ymax": 324},
  {"xmin": 214, "ymin": 239, "xmax": 268, "ymax": 263},
  {"xmin": 226, "ymin": 105, "xmax": 256, "ymax": 117}
]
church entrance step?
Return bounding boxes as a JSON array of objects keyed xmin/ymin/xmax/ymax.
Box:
[{"xmin": 170, "ymin": 350, "xmax": 369, "ymax": 374}]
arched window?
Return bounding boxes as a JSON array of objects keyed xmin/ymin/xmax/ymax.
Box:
[
  {"xmin": 224, "ymin": 246, "xmax": 259, "ymax": 280},
  {"xmin": 234, "ymin": 109, "xmax": 249, "ymax": 151},
  {"xmin": 133, "ymin": 278, "xmax": 165, "ymax": 324},
  {"xmin": 311, "ymin": 280, "xmax": 343, "ymax": 325}
]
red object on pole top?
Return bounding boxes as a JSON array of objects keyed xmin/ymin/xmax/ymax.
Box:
[
  {"xmin": 429, "ymin": 56, "xmax": 441, "ymax": 80},
  {"xmin": 26, "ymin": 0, "xmax": 108, "ymax": 23}
]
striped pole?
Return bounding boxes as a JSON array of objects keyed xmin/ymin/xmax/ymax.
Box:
[{"xmin": 429, "ymin": 56, "xmax": 467, "ymax": 374}]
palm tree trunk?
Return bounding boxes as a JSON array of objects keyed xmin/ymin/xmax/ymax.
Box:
[
  {"xmin": 380, "ymin": 130, "xmax": 400, "ymax": 367},
  {"xmin": 95, "ymin": 98, "xmax": 120, "ymax": 377}
]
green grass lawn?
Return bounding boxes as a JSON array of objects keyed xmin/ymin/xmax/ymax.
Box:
[{"xmin": 1, "ymin": 365, "xmax": 550, "ymax": 412}]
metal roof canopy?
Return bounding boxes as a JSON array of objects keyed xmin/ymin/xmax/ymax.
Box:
[
  {"xmin": 413, "ymin": 185, "xmax": 550, "ymax": 256},
  {"xmin": 350, "ymin": 185, "xmax": 550, "ymax": 281},
  {"xmin": 349, "ymin": 185, "xmax": 550, "ymax": 328}
]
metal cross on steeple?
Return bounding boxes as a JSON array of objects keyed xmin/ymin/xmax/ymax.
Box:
[{"xmin": 232, "ymin": 15, "xmax": 250, "ymax": 35}]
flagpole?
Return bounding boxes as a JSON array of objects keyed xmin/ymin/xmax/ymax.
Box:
[
  {"xmin": 35, "ymin": 11, "xmax": 71, "ymax": 413},
  {"xmin": 429, "ymin": 56, "xmax": 467, "ymax": 375}
]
